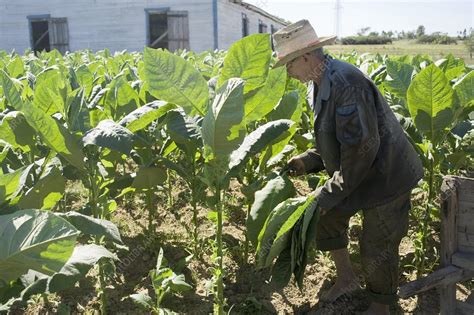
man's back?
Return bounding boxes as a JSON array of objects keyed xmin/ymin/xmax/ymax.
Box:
[{"xmin": 312, "ymin": 57, "xmax": 424, "ymax": 211}]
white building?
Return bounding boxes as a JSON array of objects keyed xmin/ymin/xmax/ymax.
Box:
[{"xmin": 0, "ymin": 0, "xmax": 288, "ymax": 54}]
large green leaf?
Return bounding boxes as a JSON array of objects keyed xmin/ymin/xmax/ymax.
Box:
[
  {"xmin": 454, "ymin": 70, "xmax": 474, "ymax": 107},
  {"xmin": 407, "ymin": 64, "xmax": 455, "ymax": 144},
  {"xmin": 259, "ymin": 123, "xmax": 297, "ymax": 170},
  {"xmin": 132, "ymin": 166, "xmax": 167, "ymax": 190},
  {"xmin": 74, "ymin": 65, "xmax": 94, "ymax": 97},
  {"xmin": 0, "ymin": 70, "xmax": 24, "ymax": 110},
  {"xmin": 20, "ymin": 101, "xmax": 86, "ymax": 169},
  {"xmin": 129, "ymin": 293, "xmax": 154, "ymax": 310},
  {"xmin": 9, "ymin": 244, "xmax": 115, "ymax": 307},
  {"xmin": 263, "ymin": 196, "xmax": 316, "ymax": 268},
  {"xmin": 0, "ymin": 71, "xmax": 88, "ymax": 169},
  {"xmin": 0, "ymin": 210, "xmax": 79, "ymax": 282},
  {"xmin": 0, "ymin": 111, "xmax": 36, "ymax": 152},
  {"xmin": 104, "ymin": 76, "xmax": 140, "ymax": 120},
  {"xmin": 202, "ymin": 78, "xmax": 245, "ymax": 162},
  {"xmin": 33, "ymin": 70, "xmax": 68, "ymax": 116},
  {"xmin": 17, "ymin": 166, "xmax": 65, "ymax": 210},
  {"xmin": 270, "ymin": 247, "xmax": 292, "ymax": 288},
  {"xmin": 56, "ymin": 211, "xmax": 122, "ymax": 244},
  {"xmin": 218, "ymin": 34, "xmax": 272, "ymax": 94},
  {"xmin": 144, "ymin": 48, "xmax": 209, "ymax": 116},
  {"xmin": 0, "ymin": 164, "xmax": 34, "ymax": 204},
  {"xmin": 247, "ymin": 176, "xmax": 295, "ymax": 246},
  {"xmin": 267, "ymin": 91, "xmax": 302, "ymax": 122},
  {"xmin": 82, "ymin": 119, "xmax": 134, "ymax": 154},
  {"xmin": 6, "ymin": 56, "xmax": 24, "ymax": 79},
  {"xmin": 385, "ymin": 60, "xmax": 415, "ymax": 101},
  {"xmin": 256, "ymin": 197, "xmax": 305, "ymax": 268},
  {"xmin": 227, "ymin": 120, "xmax": 294, "ymax": 177},
  {"xmin": 119, "ymin": 101, "xmax": 175, "ymax": 133},
  {"xmin": 166, "ymin": 110, "xmax": 202, "ymax": 156},
  {"xmin": 244, "ymin": 66, "xmax": 287, "ymax": 122}
]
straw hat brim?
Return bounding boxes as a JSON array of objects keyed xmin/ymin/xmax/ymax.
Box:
[{"xmin": 273, "ymin": 35, "xmax": 337, "ymax": 68}]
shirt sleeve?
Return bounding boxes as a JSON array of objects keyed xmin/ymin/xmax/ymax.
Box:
[{"xmin": 315, "ymin": 86, "xmax": 380, "ymax": 210}]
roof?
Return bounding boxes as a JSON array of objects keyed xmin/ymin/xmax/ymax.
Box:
[{"xmin": 229, "ymin": 0, "xmax": 290, "ymax": 26}]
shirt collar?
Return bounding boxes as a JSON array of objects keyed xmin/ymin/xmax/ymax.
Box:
[{"xmin": 317, "ymin": 55, "xmax": 333, "ymax": 102}]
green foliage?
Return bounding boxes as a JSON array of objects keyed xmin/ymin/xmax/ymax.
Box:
[
  {"xmin": 129, "ymin": 248, "xmax": 192, "ymax": 314},
  {"xmin": 0, "ymin": 209, "xmax": 79, "ymax": 283},
  {"xmin": 341, "ymin": 35, "xmax": 392, "ymax": 45},
  {"xmin": 0, "ymin": 40, "xmax": 472, "ymax": 313},
  {"xmin": 218, "ymin": 34, "xmax": 272, "ymax": 93},
  {"xmin": 144, "ymin": 48, "xmax": 209, "ymax": 116}
]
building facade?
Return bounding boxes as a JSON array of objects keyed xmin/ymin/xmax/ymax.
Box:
[{"xmin": 0, "ymin": 0, "xmax": 288, "ymax": 54}]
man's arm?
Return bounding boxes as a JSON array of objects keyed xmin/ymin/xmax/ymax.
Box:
[{"xmin": 314, "ymin": 86, "xmax": 380, "ymax": 210}]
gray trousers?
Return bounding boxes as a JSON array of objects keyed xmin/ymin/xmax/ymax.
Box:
[{"xmin": 315, "ymin": 192, "xmax": 411, "ymax": 305}]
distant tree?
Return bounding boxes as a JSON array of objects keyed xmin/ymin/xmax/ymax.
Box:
[
  {"xmin": 416, "ymin": 25, "xmax": 425, "ymax": 38},
  {"xmin": 357, "ymin": 27, "xmax": 371, "ymax": 36},
  {"xmin": 387, "ymin": 31, "xmax": 394, "ymax": 38},
  {"xmin": 407, "ymin": 31, "xmax": 416, "ymax": 39},
  {"xmin": 368, "ymin": 31, "xmax": 379, "ymax": 36},
  {"xmin": 463, "ymin": 28, "xmax": 467, "ymax": 39}
]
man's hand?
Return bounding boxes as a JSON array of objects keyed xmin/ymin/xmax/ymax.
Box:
[{"xmin": 285, "ymin": 155, "xmax": 306, "ymax": 177}]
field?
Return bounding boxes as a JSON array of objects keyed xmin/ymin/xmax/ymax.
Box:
[
  {"xmin": 0, "ymin": 34, "xmax": 473, "ymax": 314},
  {"xmin": 326, "ymin": 40, "xmax": 473, "ymax": 64}
]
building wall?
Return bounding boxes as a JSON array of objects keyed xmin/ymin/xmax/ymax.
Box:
[
  {"xmin": 217, "ymin": 0, "xmax": 286, "ymax": 50},
  {"xmin": 0, "ymin": 0, "xmax": 214, "ymax": 53}
]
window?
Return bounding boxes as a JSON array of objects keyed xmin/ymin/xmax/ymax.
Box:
[
  {"xmin": 28, "ymin": 16, "xmax": 69, "ymax": 54},
  {"xmin": 242, "ymin": 13, "xmax": 249, "ymax": 37},
  {"xmin": 147, "ymin": 9, "xmax": 190, "ymax": 51},
  {"xmin": 258, "ymin": 20, "xmax": 267, "ymax": 34},
  {"xmin": 271, "ymin": 25, "xmax": 278, "ymax": 34}
]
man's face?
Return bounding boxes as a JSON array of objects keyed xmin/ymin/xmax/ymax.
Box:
[{"xmin": 286, "ymin": 55, "xmax": 311, "ymax": 83}]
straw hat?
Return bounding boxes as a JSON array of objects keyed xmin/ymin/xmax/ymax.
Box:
[{"xmin": 273, "ymin": 20, "xmax": 336, "ymax": 68}]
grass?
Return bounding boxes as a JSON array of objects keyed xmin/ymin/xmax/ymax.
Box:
[{"xmin": 326, "ymin": 39, "xmax": 473, "ymax": 64}]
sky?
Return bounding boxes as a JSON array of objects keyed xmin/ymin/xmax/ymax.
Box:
[{"xmin": 246, "ymin": 0, "xmax": 473, "ymax": 37}]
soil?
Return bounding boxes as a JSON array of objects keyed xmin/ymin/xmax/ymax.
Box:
[{"xmin": 15, "ymin": 177, "xmax": 474, "ymax": 315}]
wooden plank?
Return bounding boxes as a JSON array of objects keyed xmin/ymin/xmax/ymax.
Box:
[
  {"xmin": 455, "ymin": 176, "xmax": 474, "ymax": 203},
  {"xmin": 458, "ymin": 230, "xmax": 474, "ymax": 253},
  {"xmin": 440, "ymin": 176, "xmax": 459, "ymax": 315},
  {"xmin": 458, "ymin": 201, "xmax": 474, "ymax": 215},
  {"xmin": 458, "ymin": 223, "xmax": 474, "ymax": 235},
  {"xmin": 456, "ymin": 301, "xmax": 474, "ymax": 315},
  {"xmin": 452, "ymin": 252, "xmax": 474, "ymax": 271},
  {"xmin": 398, "ymin": 265, "xmax": 468, "ymax": 298}
]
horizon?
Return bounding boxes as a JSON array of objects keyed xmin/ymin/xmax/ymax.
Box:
[{"xmin": 246, "ymin": 0, "xmax": 473, "ymax": 37}]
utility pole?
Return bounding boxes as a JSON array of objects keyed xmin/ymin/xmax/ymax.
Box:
[{"xmin": 334, "ymin": 0, "xmax": 342, "ymax": 38}]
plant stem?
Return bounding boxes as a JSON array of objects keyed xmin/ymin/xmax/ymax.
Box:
[
  {"xmin": 191, "ymin": 160, "xmax": 199, "ymax": 255},
  {"xmin": 243, "ymin": 201, "xmax": 251, "ymax": 264},
  {"xmin": 146, "ymin": 190, "xmax": 155, "ymax": 232},
  {"xmin": 87, "ymin": 157, "xmax": 108, "ymax": 314},
  {"xmin": 214, "ymin": 184, "xmax": 224, "ymax": 315},
  {"xmin": 419, "ymin": 157, "xmax": 434, "ymax": 276},
  {"xmin": 167, "ymin": 169, "xmax": 173, "ymax": 208}
]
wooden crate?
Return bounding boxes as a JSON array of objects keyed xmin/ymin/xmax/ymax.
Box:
[{"xmin": 399, "ymin": 176, "xmax": 474, "ymax": 315}]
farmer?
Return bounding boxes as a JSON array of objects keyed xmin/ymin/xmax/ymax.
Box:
[{"xmin": 273, "ymin": 20, "xmax": 423, "ymax": 314}]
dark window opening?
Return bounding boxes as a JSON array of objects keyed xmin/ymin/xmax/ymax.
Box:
[
  {"xmin": 29, "ymin": 17, "xmax": 69, "ymax": 54},
  {"xmin": 149, "ymin": 13, "xmax": 169, "ymax": 49},
  {"xmin": 259, "ymin": 20, "xmax": 267, "ymax": 34},
  {"xmin": 147, "ymin": 10, "xmax": 189, "ymax": 51},
  {"xmin": 242, "ymin": 13, "xmax": 249, "ymax": 37},
  {"xmin": 31, "ymin": 20, "xmax": 50, "ymax": 52},
  {"xmin": 271, "ymin": 24, "xmax": 277, "ymax": 34}
]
